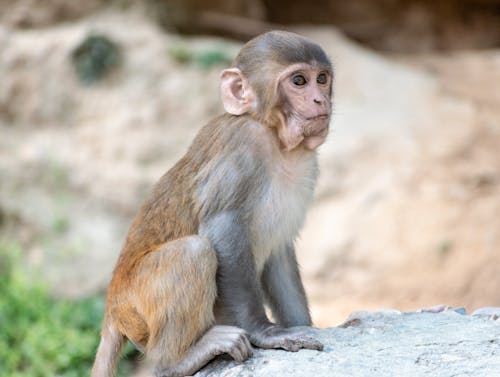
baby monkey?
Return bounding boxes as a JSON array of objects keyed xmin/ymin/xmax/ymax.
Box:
[{"xmin": 92, "ymin": 30, "xmax": 333, "ymax": 377}]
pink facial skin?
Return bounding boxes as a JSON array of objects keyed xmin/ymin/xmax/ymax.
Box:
[{"xmin": 275, "ymin": 63, "xmax": 332, "ymax": 151}]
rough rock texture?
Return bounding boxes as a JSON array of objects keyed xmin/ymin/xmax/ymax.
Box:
[{"xmin": 195, "ymin": 310, "xmax": 500, "ymax": 377}]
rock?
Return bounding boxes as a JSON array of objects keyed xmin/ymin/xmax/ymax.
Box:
[
  {"xmin": 195, "ymin": 311, "xmax": 500, "ymax": 377},
  {"xmin": 419, "ymin": 304, "xmax": 467, "ymax": 315},
  {"xmin": 472, "ymin": 307, "xmax": 500, "ymax": 321}
]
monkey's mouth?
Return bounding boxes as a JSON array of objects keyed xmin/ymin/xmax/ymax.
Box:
[{"xmin": 306, "ymin": 114, "xmax": 329, "ymax": 121}]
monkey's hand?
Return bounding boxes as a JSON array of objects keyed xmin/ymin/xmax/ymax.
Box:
[
  {"xmin": 198, "ymin": 325, "xmax": 254, "ymax": 362},
  {"xmin": 249, "ymin": 325, "xmax": 323, "ymax": 352}
]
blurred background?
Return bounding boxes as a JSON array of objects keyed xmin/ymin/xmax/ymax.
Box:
[{"xmin": 1, "ymin": 0, "xmax": 499, "ymax": 376}]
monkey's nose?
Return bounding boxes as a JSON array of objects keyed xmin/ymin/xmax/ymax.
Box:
[{"xmin": 313, "ymin": 98, "xmax": 322, "ymax": 104}]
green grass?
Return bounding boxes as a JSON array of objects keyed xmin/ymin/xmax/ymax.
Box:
[
  {"xmin": 168, "ymin": 44, "xmax": 233, "ymax": 69},
  {"xmin": 0, "ymin": 241, "xmax": 136, "ymax": 377}
]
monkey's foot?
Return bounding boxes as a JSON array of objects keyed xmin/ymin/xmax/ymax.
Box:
[
  {"xmin": 250, "ymin": 325, "xmax": 323, "ymax": 352},
  {"xmin": 156, "ymin": 326, "xmax": 253, "ymax": 377}
]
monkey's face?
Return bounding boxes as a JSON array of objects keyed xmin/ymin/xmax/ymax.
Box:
[
  {"xmin": 220, "ymin": 57, "xmax": 332, "ymax": 152},
  {"xmin": 276, "ymin": 63, "xmax": 332, "ymax": 151}
]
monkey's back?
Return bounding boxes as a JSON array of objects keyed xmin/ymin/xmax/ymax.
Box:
[{"xmin": 109, "ymin": 115, "xmax": 267, "ymax": 280}]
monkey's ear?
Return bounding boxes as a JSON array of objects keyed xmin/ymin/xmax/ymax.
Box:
[{"xmin": 220, "ymin": 68, "xmax": 255, "ymax": 115}]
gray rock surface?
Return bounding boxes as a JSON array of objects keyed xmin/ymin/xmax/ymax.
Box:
[{"xmin": 195, "ymin": 310, "xmax": 500, "ymax": 377}]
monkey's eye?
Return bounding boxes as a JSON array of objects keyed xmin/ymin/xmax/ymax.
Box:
[
  {"xmin": 292, "ymin": 74, "xmax": 307, "ymax": 86},
  {"xmin": 317, "ymin": 73, "xmax": 328, "ymax": 85}
]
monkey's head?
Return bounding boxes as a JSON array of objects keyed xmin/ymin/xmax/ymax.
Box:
[{"xmin": 220, "ymin": 30, "xmax": 333, "ymax": 151}]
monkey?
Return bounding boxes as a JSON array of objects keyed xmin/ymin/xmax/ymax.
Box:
[{"xmin": 91, "ymin": 30, "xmax": 333, "ymax": 377}]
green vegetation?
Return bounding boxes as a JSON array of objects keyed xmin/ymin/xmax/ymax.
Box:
[
  {"xmin": 168, "ymin": 44, "xmax": 233, "ymax": 69},
  {"xmin": 71, "ymin": 34, "xmax": 122, "ymax": 85},
  {"xmin": 51, "ymin": 215, "xmax": 70, "ymax": 234},
  {"xmin": 436, "ymin": 239, "xmax": 454, "ymax": 258},
  {"xmin": 0, "ymin": 241, "xmax": 135, "ymax": 377}
]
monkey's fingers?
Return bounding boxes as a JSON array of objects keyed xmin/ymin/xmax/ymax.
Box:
[
  {"xmin": 282, "ymin": 335, "xmax": 324, "ymax": 352},
  {"xmin": 217, "ymin": 328, "xmax": 253, "ymax": 362},
  {"xmin": 250, "ymin": 329, "xmax": 324, "ymax": 352},
  {"xmin": 235, "ymin": 334, "xmax": 254, "ymax": 361},
  {"xmin": 241, "ymin": 332, "xmax": 254, "ymax": 358}
]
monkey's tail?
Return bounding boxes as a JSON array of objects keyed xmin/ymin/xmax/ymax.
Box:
[{"xmin": 91, "ymin": 318, "xmax": 126, "ymax": 377}]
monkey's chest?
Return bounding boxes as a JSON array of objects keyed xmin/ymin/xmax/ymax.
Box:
[{"xmin": 251, "ymin": 170, "xmax": 316, "ymax": 273}]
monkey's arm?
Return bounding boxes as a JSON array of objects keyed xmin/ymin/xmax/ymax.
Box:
[
  {"xmin": 200, "ymin": 212, "xmax": 322, "ymax": 352},
  {"xmin": 200, "ymin": 211, "xmax": 271, "ymax": 331},
  {"xmin": 261, "ymin": 245, "xmax": 312, "ymax": 327}
]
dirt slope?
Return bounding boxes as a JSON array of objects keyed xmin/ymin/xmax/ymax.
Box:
[{"xmin": 0, "ymin": 9, "xmax": 499, "ymax": 327}]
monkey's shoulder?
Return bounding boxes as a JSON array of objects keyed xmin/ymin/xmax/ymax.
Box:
[
  {"xmin": 189, "ymin": 114, "xmax": 273, "ymax": 171},
  {"xmin": 191, "ymin": 113, "xmax": 319, "ymax": 186},
  {"xmin": 195, "ymin": 114, "xmax": 271, "ymax": 152}
]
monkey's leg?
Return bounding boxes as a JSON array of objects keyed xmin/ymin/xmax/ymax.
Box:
[
  {"xmin": 134, "ymin": 236, "xmax": 252, "ymax": 377},
  {"xmin": 262, "ymin": 244, "xmax": 312, "ymax": 327},
  {"xmin": 200, "ymin": 212, "xmax": 322, "ymax": 352},
  {"xmin": 257, "ymin": 245, "xmax": 323, "ymax": 351}
]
